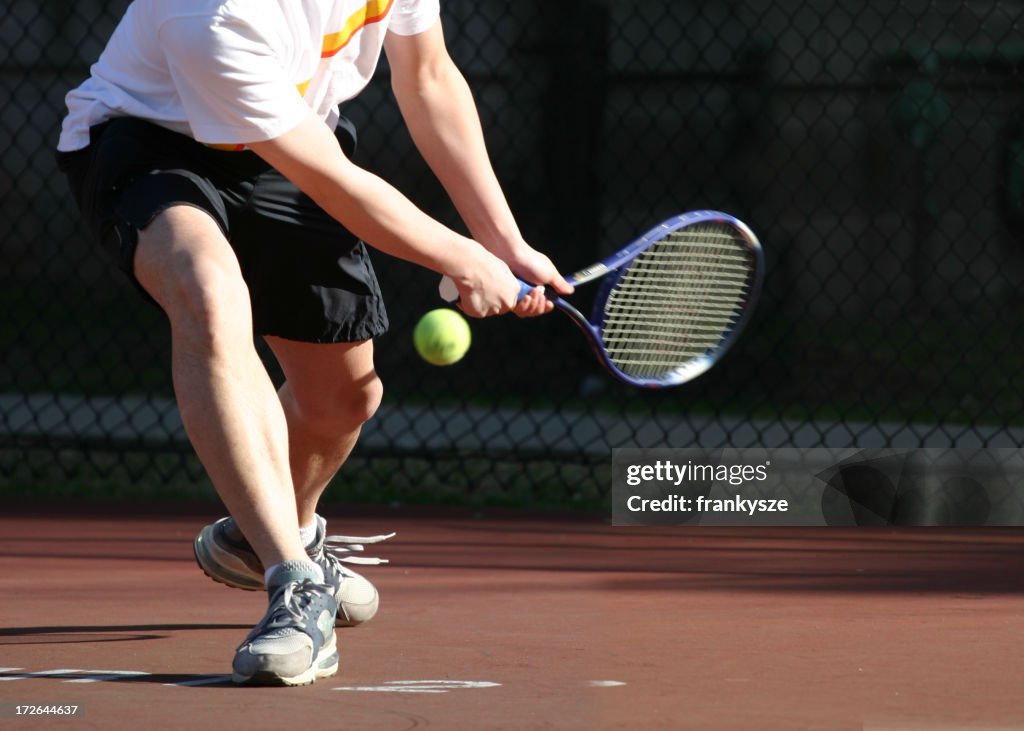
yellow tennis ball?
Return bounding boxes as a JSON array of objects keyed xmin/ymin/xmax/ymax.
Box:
[{"xmin": 413, "ymin": 308, "xmax": 471, "ymax": 366}]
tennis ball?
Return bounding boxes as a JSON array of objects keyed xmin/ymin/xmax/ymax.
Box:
[{"xmin": 413, "ymin": 308, "xmax": 471, "ymax": 366}]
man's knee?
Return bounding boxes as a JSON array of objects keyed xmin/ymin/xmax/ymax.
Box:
[
  {"xmin": 355, "ymin": 373, "xmax": 385, "ymax": 425},
  {"xmin": 292, "ymin": 372, "xmax": 383, "ymax": 436},
  {"xmin": 328, "ymin": 371, "xmax": 384, "ymax": 430},
  {"xmin": 167, "ymin": 259, "xmax": 252, "ymax": 342}
]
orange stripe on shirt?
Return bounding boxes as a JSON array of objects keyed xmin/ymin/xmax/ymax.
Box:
[{"xmin": 321, "ymin": 0, "xmax": 394, "ymax": 58}]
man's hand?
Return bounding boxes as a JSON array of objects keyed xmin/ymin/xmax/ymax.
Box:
[
  {"xmin": 503, "ymin": 245, "xmax": 575, "ymax": 318},
  {"xmin": 446, "ymin": 248, "xmax": 522, "ymax": 318}
]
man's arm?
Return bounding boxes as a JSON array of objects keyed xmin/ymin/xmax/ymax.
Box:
[
  {"xmin": 384, "ymin": 20, "xmax": 573, "ymax": 308},
  {"xmin": 247, "ymin": 109, "xmax": 519, "ymax": 318},
  {"xmin": 159, "ymin": 10, "xmax": 525, "ymax": 317}
]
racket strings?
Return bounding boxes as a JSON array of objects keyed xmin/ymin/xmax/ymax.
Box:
[{"xmin": 601, "ymin": 223, "xmax": 754, "ymax": 379}]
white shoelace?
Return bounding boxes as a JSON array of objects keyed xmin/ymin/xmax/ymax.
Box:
[
  {"xmin": 322, "ymin": 532, "xmax": 396, "ymax": 566},
  {"xmin": 247, "ymin": 581, "xmax": 320, "ymax": 641}
]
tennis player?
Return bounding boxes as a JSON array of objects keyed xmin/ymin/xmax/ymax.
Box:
[{"xmin": 56, "ymin": 0, "xmax": 572, "ymax": 686}]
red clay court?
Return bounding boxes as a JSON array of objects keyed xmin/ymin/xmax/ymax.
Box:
[{"xmin": 2, "ymin": 501, "xmax": 1023, "ymax": 730}]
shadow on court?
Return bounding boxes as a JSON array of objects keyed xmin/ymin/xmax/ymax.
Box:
[{"xmin": 0, "ymin": 624, "xmax": 253, "ymax": 646}]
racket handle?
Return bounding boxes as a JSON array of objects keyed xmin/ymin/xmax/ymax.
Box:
[
  {"xmin": 516, "ymin": 279, "xmax": 537, "ymax": 301},
  {"xmin": 438, "ymin": 276, "xmax": 536, "ymax": 304}
]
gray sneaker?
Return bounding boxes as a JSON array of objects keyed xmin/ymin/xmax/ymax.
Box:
[
  {"xmin": 232, "ymin": 563, "xmax": 339, "ymax": 686},
  {"xmin": 193, "ymin": 515, "xmax": 393, "ymax": 627}
]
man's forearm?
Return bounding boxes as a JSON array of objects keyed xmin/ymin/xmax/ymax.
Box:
[
  {"xmin": 247, "ymin": 109, "xmax": 522, "ymax": 318},
  {"xmin": 249, "ymin": 110, "xmax": 483, "ymax": 278},
  {"xmin": 391, "ymin": 52, "xmax": 525, "ymax": 258}
]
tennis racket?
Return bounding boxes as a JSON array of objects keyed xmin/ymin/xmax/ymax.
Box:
[{"xmin": 440, "ymin": 210, "xmax": 764, "ymax": 388}]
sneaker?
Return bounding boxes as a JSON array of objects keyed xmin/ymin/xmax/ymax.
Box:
[
  {"xmin": 232, "ymin": 562, "xmax": 339, "ymax": 686},
  {"xmin": 193, "ymin": 515, "xmax": 394, "ymax": 627}
]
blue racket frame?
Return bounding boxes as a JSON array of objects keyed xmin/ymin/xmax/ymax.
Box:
[{"xmin": 532, "ymin": 210, "xmax": 764, "ymax": 388}]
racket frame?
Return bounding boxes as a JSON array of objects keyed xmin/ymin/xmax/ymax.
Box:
[{"xmin": 546, "ymin": 210, "xmax": 764, "ymax": 388}]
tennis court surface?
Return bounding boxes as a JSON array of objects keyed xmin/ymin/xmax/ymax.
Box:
[{"xmin": 2, "ymin": 501, "xmax": 1023, "ymax": 730}]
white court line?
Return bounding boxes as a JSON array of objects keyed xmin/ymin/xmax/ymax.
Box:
[
  {"xmin": 334, "ymin": 680, "xmax": 500, "ymax": 694},
  {"xmin": 0, "ymin": 669, "xmax": 83, "ymax": 682},
  {"xmin": 64, "ymin": 670, "xmax": 150, "ymax": 683},
  {"xmin": 0, "ymin": 668, "xmax": 502, "ymax": 692},
  {"xmin": 334, "ymin": 687, "xmax": 449, "ymax": 694},
  {"xmin": 0, "ymin": 670, "xmax": 626, "ymax": 692},
  {"xmin": 0, "ymin": 669, "xmax": 148, "ymax": 684}
]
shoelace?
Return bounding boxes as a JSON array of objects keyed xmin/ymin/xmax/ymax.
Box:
[
  {"xmin": 318, "ymin": 532, "xmax": 396, "ymax": 569},
  {"xmin": 246, "ymin": 581, "xmax": 325, "ymax": 641}
]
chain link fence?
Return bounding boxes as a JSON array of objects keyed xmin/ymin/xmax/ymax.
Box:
[{"xmin": 3, "ymin": 0, "xmax": 1023, "ymax": 508}]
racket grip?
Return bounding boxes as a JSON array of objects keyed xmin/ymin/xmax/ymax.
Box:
[
  {"xmin": 516, "ymin": 279, "xmax": 537, "ymax": 301},
  {"xmin": 438, "ymin": 276, "xmax": 536, "ymax": 304}
]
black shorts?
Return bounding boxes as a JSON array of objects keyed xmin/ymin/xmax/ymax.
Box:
[{"xmin": 56, "ymin": 117, "xmax": 388, "ymax": 343}]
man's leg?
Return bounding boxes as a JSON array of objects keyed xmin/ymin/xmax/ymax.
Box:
[
  {"xmin": 133, "ymin": 205, "xmax": 309, "ymax": 568},
  {"xmin": 135, "ymin": 204, "xmax": 340, "ymax": 685},
  {"xmin": 263, "ymin": 336, "xmax": 383, "ymax": 527},
  {"xmin": 191, "ymin": 334, "xmax": 386, "ymax": 626}
]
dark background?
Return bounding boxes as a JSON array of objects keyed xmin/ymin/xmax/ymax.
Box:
[{"xmin": 2, "ymin": 0, "xmax": 1023, "ymax": 509}]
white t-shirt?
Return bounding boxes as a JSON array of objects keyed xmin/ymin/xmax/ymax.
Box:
[{"xmin": 57, "ymin": 0, "xmax": 439, "ymax": 151}]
